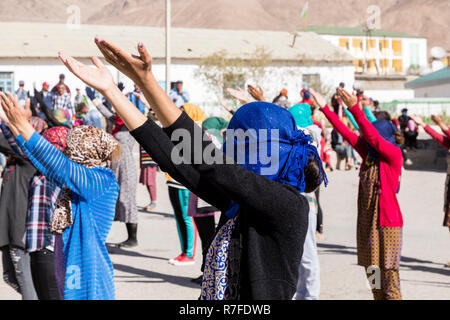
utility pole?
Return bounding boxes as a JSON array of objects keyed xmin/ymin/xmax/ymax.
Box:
[{"xmin": 165, "ymin": 0, "xmax": 171, "ymax": 94}]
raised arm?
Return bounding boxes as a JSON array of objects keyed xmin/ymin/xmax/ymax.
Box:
[
  {"xmin": 431, "ymin": 115, "xmax": 450, "ymax": 139},
  {"xmin": 412, "ymin": 115, "xmax": 450, "ymax": 150},
  {"xmin": 158, "ymin": 111, "xmax": 308, "ymax": 226},
  {"xmin": 309, "ymin": 88, "xmax": 366, "ymax": 157},
  {"xmin": 339, "ymin": 88, "xmax": 402, "ymax": 165},
  {"xmin": 1, "ymin": 91, "xmax": 114, "ymax": 200},
  {"xmin": 343, "ymin": 108, "xmax": 359, "ymax": 130}
]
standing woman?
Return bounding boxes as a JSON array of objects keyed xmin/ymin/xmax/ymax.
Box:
[
  {"xmin": 0, "ymin": 112, "xmax": 46, "ymax": 300},
  {"xmin": 166, "ymin": 103, "xmax": 206, "ymax": 266},
  {"xmin": 58, "ymin": 40, "xmax": 326, "ymax": 300},
  {"xmin": 1, "ymin": 91, "xmax": 120, "ymax": 300},
  {"xmin": 411, "ymin": 115, "xmax": 450, "ymax": 266},
  {"xmin": 311, "ymin": 88, "xmax": 404, "ymax": 300},
  {"xmin": 86, "ymin": 88, "xmax": 139, "ymax": 248}
]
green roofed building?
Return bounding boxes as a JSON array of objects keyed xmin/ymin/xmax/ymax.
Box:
[
  {"xmin": 302, "ymin": 26, "xmax": 428, "ymax": 76},
  {"xmin": 405, "ymin": 67, "xmax": 450, "ymax": 98}
]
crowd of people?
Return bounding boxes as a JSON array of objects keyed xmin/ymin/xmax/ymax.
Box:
[{"xmin": 0, "ymin": 38, "xmax": 447, "ymax": 301}]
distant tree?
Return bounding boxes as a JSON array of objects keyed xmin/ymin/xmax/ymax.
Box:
[{"xmin": 194, "ymin": 47, "xmax": 272, "ymax": 97}]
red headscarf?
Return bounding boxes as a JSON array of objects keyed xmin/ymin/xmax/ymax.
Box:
[{"xmin": 42, "ymin": 127, "xmax": 70, "ymax": 152}]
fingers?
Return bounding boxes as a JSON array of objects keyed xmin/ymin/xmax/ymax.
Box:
[
  {"xmin": 97, "ymin": 38, "xmax": 130, "ymax": 67},
  {"xmin": 137, "ymin": 42, "xmax": 152, "ymax": 65},
  {"xmin": 95, "ymin": 38, "xmax": 122, "ymax": 66},
  {"xmin": 6, "ymin": 92, "xmax": 19, "ymax": 109},
  {"xmin": 91, "ymin": 56, "xmax": 105, "ymax": 69},
  {"xmin": 0, "ymin": 92, "xmax": 11, "ymax": 113}
]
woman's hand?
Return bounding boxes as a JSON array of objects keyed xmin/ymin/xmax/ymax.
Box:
[
  {"xmin": 309, "ymin": 88, "xmax": 327, "ymax": 109},
  {"xmin": 411, "ymin": 115, "xmax": 426, "ymax": 127},
  {"xmin": 95, "ymin": 38, "xmax": 152, "ymax": 86},
  {"xmin": 337, "ymin": 88, "xmax": 358, "ymax": 109},
  {"xmin": 360, "ymin": 95, "xmax": 371, "ymax": 108},
  {"xmin": 431, "ymin": 114, "xmax": 442, "ymax": 125},
  {"xmin": 226, "ymin": 87, "xmax": 249, "ymax": 105},
  {"xmin": 247, "ymin": 85, "xmax": 265, "ymax": 102},
  {"xmin": 58, "ymin": 51, "xmax": 116, "ymax": 96},
  {"xmin": 0, "ymin": 92, "xmax": 35, "ymax": 140}
]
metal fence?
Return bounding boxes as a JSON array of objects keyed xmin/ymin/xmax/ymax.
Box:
[{"xmin": 380, "ymin": 99, "xmax": 450, "ymax": 116}]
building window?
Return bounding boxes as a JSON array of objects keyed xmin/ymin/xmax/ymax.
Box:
[
  {"xmin": 339, "ymin": 38, "xmax": 350, "ymax": 50},
  {"xmin": 381, "ymin": 59, "xmax": 389, "ymax": 73},
  {"xmin": 352, "ymin": 39, "xmax": 363, "ymax": 52},
  {"xmin": 366, "ymin": 59, "xmax": 377, "ymax": 73},
  {"xmin": 379, "ymin": 39, "xmax": 389, "ymax": 53},
  {"xmin": 392, "ymin": 40, "xmax": 402, "ymax": 56},
  {"xmin": 353, "ymin": 60, "xmax": 364, "ymax": 73},
  {"xmin": 0, "ymin": 72, "xmax": 14, "ymax": 93},
  {"xmin": 302, "ymin": 74, "xmax": 321, "ymax": 87},
  {"xmin": 409, "ymin": 43, "xmax": 420, "ymax": 68},
  {"xmin": 393, "ymin": 59, "xmax": 403, "ymax": 73},
  {"xmin": 366, "ymin": 39, "xmax": 376, "ymax": 53}
]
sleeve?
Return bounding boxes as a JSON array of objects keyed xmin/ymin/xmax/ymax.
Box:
[
  {"xmin": 16, "ymin": 132, "xmax": 113, "ymax": 200},
  {"xmin": 182, "ymin": 92, "xmax": 190, "ymax": 103},
  {"xmin": 161, "ymin": 112, "xmax": 307, "ymax": 224},
  {"xmin": 424, "ymin": 125, "xmax": 450, "ymax": 150},
  {"xmin": 95, "ymin": 102, "xmax": 115, "ymax": 123},
  {"xmin": 320, "ymin": 105, "xmax": 367, "ymax": 157},
  {"xmin": 0, "ymin": 122, "xmax": 27, "ymax": 158},
  {"xmin": 363, "ymin": 107, "xmax": 377, "ymax": 123},
  {"xmin": 130, "ymin": 118, "xmax": 231, "ymax": 212},
  {"xmin": 343, "ymin": 108, "xmax": 359, "ymax": 130},
  {"xmin": 349, "ymin": 104, "xmax": 403, "ymax": 165},
  {"xmin": 442, "ymin": 128, "xmax": 450, "ymax": 140}
]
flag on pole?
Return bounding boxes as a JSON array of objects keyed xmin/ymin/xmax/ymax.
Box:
[{"xmin": 301, "ymin": 2, "xmax": 309, "ymax": 19}]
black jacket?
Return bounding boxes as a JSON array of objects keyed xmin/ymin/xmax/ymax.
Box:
[{"xmin": 130, "ymin": 112, "xmax": 309, "ymax": 300}]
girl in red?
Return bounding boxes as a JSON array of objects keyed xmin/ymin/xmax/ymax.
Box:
[{"xmin": 310, "ymin": 88, "xmax": 404, "ymax": 300}]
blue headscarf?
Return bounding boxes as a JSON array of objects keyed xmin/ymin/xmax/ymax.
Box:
[{"xmin": 222, "ymin": 102, "xmax": 327, "ymax": 218}]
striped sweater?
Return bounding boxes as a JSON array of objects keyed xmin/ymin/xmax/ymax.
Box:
[{"xmin": 16, "ymin": 132, "xmax": 119, "ymax": 300}]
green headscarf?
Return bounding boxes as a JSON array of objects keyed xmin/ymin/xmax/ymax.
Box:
[{"xmin": 202, "ymin": 117, "xmax": 228, "ymax": 144}]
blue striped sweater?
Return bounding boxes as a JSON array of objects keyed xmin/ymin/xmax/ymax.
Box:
[{"xmin": 16, "ymin": 132, "xmax": 119, "ymax": 300}]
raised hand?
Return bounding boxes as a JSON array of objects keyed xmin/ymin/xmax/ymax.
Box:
[
  {"xmin": 309, "ymin": 88, "xmax": 327, "ymax": 109},
  {"xmin": 58, "ymin": 51, "xmax": 115, "ymax": 95},
  {"xmin": 247, "ymin": 85, "xmax": 265, "ymax": 102},
  {"xmin": 411, "ymin": 115, "xmax": 426, "ymax": 127},
  {"xmin": 431, "ymin": 114, "xmax": 442, "ymax": 125},
  {"xmin": 226, "ymin": 87, "xmax": 249, "ymax": 105},
  {"xmin": 0, "ymin": 92, "xmax": 34, "ymax": 139},
  {"xmin": 95, "ymin": 38, "xmax": 152, "ymax": 86},
  {"xmin": 337, "ymin": 88, "xmax": 358, "ymax": 109},
  {"xmin": 360, "ymin": 95, "xmax": 371, "ymax": 108}
]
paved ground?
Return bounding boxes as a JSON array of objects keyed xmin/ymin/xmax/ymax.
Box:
[{"xmin": 1, "ymin": 161, "xmax": 449, "ymax": 300}]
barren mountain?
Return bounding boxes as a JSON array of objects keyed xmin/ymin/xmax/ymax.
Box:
[{"xmin": 1, "ymin": 0, "xmax": 448, "ymax": 50}]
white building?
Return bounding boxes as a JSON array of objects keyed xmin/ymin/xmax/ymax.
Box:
[
  {"xmin": 305, "ymin": 26, "xmax": 428, "ymax": 75},
  {"xmin": 405, "ymin": 67, "xmax": 450, "ymax": 98},
  {"xmin": 0, "ymin": 22, "xmax": 354, "ymax": 116}
]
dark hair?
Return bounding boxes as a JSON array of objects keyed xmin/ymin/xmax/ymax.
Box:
[
  {"xmin": 331, "ymin": 94, "xmax": 340, "ymax": 114},
  {"xmin": 374, "ymin": 111, "xmax": 391, "ymax": 121},
  {"xmin": 304, "ymin": 153, "xmax": 324, "ymax": 193}
]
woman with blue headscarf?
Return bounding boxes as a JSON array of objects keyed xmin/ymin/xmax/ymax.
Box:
[
  {"xmin": 59, "ymin": 39, "xmax": 327, "ymax": 300},
  {"xmin": 310, "ymin": 88, "xmax": 404, "ymax": 300}
]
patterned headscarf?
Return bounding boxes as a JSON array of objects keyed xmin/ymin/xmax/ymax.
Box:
[
  {"xmin": 42, "ymin": 127, "xmax": 70, "ymax": 152},
  {"xmin": 64, "ymin": 125, "xmax": 120, "ymax": 168},
  {"xmin": 53, "ymin": 109, "xmax": 70, "ymax": 126},
  {"xmin": 51, "ymin": 125, "xmax": 120, "ymax": 234},
  {"xmin": 29, "ymin": 117, "xmax": 48, "ymax": 134}
]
